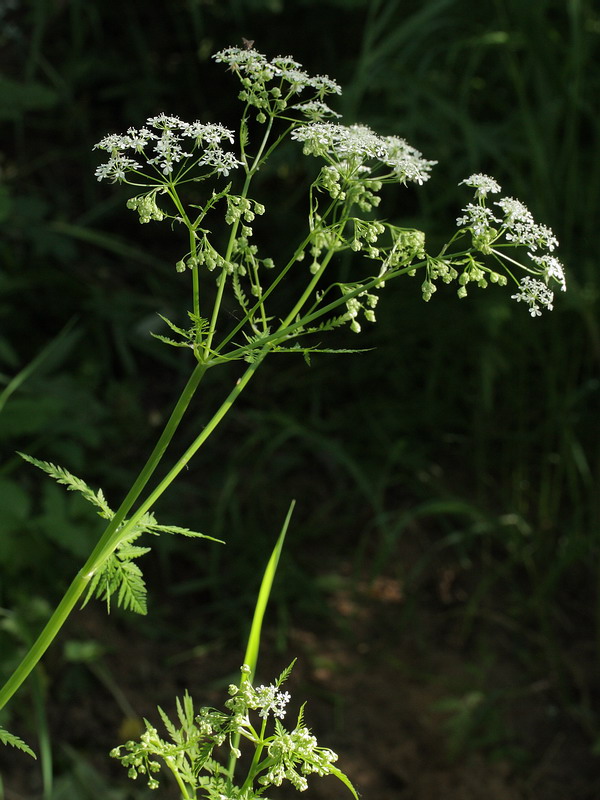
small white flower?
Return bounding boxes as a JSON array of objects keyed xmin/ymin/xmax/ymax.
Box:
[
  {"xmin": 511, "ymin": 276, "xmax": 554, "ymax": 316},
  {"xmin": 530, "ymin": 253, "xmax": 567, "ymax": 291},
  {"xmin": 293, "ymin": 99, "xmax": 341, "ymax": 120},
  {"xmin": 460, "ymin": 173, "xmax": 502, "ymax": 199},
  {"xmin": 249, "ymin": 683, "xmax": 291, "ymax": 719},
  {"xmin": 291, "ymin": 122, "xmax": 435, "ymax": 184},
  {"xmin": 94, "ymin": 154, "xmax": 142, "ymax": 182},
  {"xmin": 495, "ymin": 197, "xmax": 559, "ymax": 251},
  {"xmin": 94, "ymin": 115, "xmax": 240, "ymax": 182},
  {"xmin": 456, "ymin": 203, "xmax": 501, "ymax": 235}
]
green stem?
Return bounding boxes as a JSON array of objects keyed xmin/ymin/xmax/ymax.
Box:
[
  {"xmin": 118, "ymin": 349, "xmax": 269, "ymax": 530},
  {"xmin": 0, "ymin": 117, "xmax": 282, "ymax": 716},
  {"xmin": 166, "ymin": 762, "xmax": 193, "ymax": 800},
  {"xmin": 0, "ymin": 360, "xmax": 208, "ymax": 711},
  {"xmin": 239, "ymin": 718, "xmax": 268, "ymax": 793},
  {"xmin": 215, "ymin": 259, "xmax": 425, "ymax": 365},
  {"xmin": 204, "ymin": 119, "xmax": 276, "ymax": 358}
]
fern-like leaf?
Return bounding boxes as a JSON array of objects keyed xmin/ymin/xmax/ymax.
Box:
[
  {"xmin": 151, "ymin": 332, "xmax": 192, "ymax": 348},
  {"xmin": 83, "ymin": 511, "xmax": 219, "ymax": 615},
  {"xmin": 276, "ymin": 659, "xmax": 297, "ymax": 688},
  {"xmin": 115, "ymin": 558, "xmax": 148, "ymax": 614},
  {"xmin": 232, "ymin": 272, "xmax": 251, "ymax": 316},
  {"xmin": 193, "ymin": 740, "xmax": 215, "ymax": 776},
  {"xmin": 157, "ymin": 313, "xmax": 192, "ymax": 339},
  {"xmin": 177, "ymin": 691, "xmax": 196, "ymax": 732},
  {"xmin": 143, "ymin": 521, "xmax": 223, "ymax": 543},
  {"xmin": 158, "ymin": 705, "xmax": 181, "ymax": 742},
  {"xmin": 18, "ymin": 453, "xmax": 113, "ymax": 519},
  {"xmin": 83, "ymin": 546, "xmax": 148, "ymax": 615},
  {"xmin": 0, "ymin": 726, "xmax": 36, "ymax": 759}
]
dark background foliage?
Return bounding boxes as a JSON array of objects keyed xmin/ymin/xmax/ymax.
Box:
[{"xmin": 1, "ymin": 0, "xmax": 599, "ymax": 796}]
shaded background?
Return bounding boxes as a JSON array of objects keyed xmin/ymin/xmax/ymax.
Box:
[{"xmin": 1, "ymin": 0, "xmax": 599, "ymax": 797}]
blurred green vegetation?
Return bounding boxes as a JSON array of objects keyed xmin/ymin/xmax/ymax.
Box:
[{"xmin": 1, "ymin": 0, "xmax": 599, "ymax": 793}]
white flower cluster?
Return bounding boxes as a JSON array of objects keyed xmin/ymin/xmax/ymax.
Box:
[
  {"xmin": 457, "ymin": 173, "xmax": 566, "ymax": 315},
  {"xmin": 291, "ymin": 122, "xmax": 436, "ymax": 185},
  {"xmin": 253, "ymin": 683, "xmax": 292, "ymax": 720},
  {"xmin": 511, "ymin": 276, "xmax": 555, "ymax": 317},
  {"xmin": 213, "ymin": 47, "xmax": 341, "ymax": 98},
  {"xmin": 459, "ymin": 173, "xmax": 501, "ymax": 199},
  {"xmin": 94, "ymin": 113, "xmax": 240, "ymax": 183},
  {"xmin": 495, "ymin": 196, "xmax": 559, "ymax": 252},
  {"xmin": 226, "ymin": 674, "xmax": 291, "ymax": 720},
  {"xmin": 213, "ymin": 46, "xmax": 341, "ymax": 122}
]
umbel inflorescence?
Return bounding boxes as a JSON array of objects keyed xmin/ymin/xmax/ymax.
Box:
[
  {"xmin": 93, "ymin": 44, "xmax": 566, "ymax": 348},
  {"xmin": 110, "ymin": 664, "xmax": 346, "ymax": 796}
]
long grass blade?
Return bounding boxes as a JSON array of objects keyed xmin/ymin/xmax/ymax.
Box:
[{"xmin": 241, "ymin": 500, "xmax": 296, "ymax": 685}]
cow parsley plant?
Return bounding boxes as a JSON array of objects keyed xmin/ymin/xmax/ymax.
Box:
[{"xmin": 0, "ymin": 43, "xmax": 567, "ymax": 791}]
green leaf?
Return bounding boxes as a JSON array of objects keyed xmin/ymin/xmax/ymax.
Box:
[
  {"xmin": 115, "ymin": 559, "xmax": 148, "ymax": 615},
  {"xmin": 328, "ymin": 763, "xmax": 360, "ymax": 800},
  {"xmin": 158, "ymin": 705, "xmax": 180, "ymax": 742},
  {"xmin": 150, "ymin": 333, "xmax": 192, "ymax": 348},
  {"xmin": 193, "ymin": 740, "xmax": 214, "ymax": 776},
  {"xmin": 240, "ymin": 118, "xmax": 249, "ymax": 149},
  {"xmin": 242, "ymin": 501, "xmax": 295, "ymax": 683},
  {"xmin": 157, "ymin": 313, "xmax": 193, "ymax": 340},
  {"xmin": 143, "ymin": 521, "xmax": 223, "ymax": 543},
  {"xmin": 276, "ymin": 659, "xmax": 296, "ymax": 688},
  {"xmin": 232, "ymin": 272, "xmax": 251, "ymax": 315},
  {"xmin": 18, "ymin": 453, "xmax": 113, "ymax": 519},
  {"xmin": 0, "ymin": 725, "xmax": 36, "ymax": 759},
  {"xmin": 176, "ymin": 691, "xmax": 196, "ymax": 732},
  {"xmin": 83, "ymin": 547, "xmax": 148, "ymax": 615}
]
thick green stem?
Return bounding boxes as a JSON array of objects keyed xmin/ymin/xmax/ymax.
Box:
[
  {"xmin": 0, "ymin": 360, "xmax": 208, "ymax": 711},
  {"xmin": 0, "ymin": 572, "xmax": 90, "ymax": 711},
  {"xmin": 118, "ymin": 349, "xmax": 268, "ymax": 530},
  {"xmin": 0, "ymin": 118, "xmax": 282, "ymax": 717}
]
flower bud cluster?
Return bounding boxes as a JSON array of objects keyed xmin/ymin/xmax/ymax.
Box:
[
  {"xmin": 260, "ymin": 725, "xmax": 338, "ymax": 791},
  {"xmin": 341, "ymin": 285, "xmax": 379, "ymax": 333},
  {"xmin": 225, "ymin": 195, "xmax": 266, "ymax": 226},
  {"xmin": 317, "ymin": 162, "xmax": 383, "ymax": 211},
  {"xmin": 177, "ymin": 234, "xmax": 228, "ymax": 273},
  {"xmin": 126, "ymin": 191, "xmax": 165, "ymax": 224},
  {"xmin": 370, "ymin": 228, "xmax": 426, "ymax": 282},
  {"xmin": 110, "ymin": 727, "xmax": 162, "ymax": 790},
  {"xmin": 350, "ymin": 220, "xmax": 385, "ymax": 255}
]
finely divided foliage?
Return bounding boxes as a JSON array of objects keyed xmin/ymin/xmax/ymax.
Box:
[
  {"xmin": 18, "ymin": 453, "xmax": 215, "ymax": 616},
  {"xmin": 110, "ymin": 663, "xmax": 354, "ymax": 798},
  {"xmin": 0, "ymin": 726, "xmax": 36, "ymax": 759}
]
